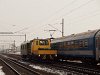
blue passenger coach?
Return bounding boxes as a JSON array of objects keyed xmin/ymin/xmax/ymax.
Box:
[{"xmin": 51, "ymin": 29, "xmax": 100, "ymax": 64}]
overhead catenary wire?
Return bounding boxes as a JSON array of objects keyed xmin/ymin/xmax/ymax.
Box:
[
  {"xmin": 14, "ymin": 27, "xmax": 29, "ymax": 33},
  {"xmin": 13, "ymin": 0, "xmax": 77, "ymax": 34},
  {"xmin": 68, "ymin": 10, "xmax": 100, "ymax": 25},
  {"xmin": 45, "ymin": 0, "xmax": 95, "ymax": 31},
  {"xmin": 40, "ymin": 0, "xmax": 77, "ymax": 22},
  {"xmin": 10, "ymin": 0, "xmax": 95, "ymax": 38},
  {"xmin": 14, "ymin": 0, "xmax": 91, "ymax": 34},
  {"xmin": 40, "ymin": 0, "xmax": 95, "ymax": 33},
  {"xmin": 48, "ymin": 24, "xmax": 62, "ymax": 33},
  {"xmin": 47, "ymin": 9, "xmax": 100, "ymax": 34},
  {"xmin": 53, "ymin": 0, "xmax": 95, "ymax": 21},
  {"xmin": 66, "ymin": 9, "xmax": 100, "ymax": 22},
  {"xmin": 0, "ymin": 0, "xmax": 95, "ymax": 34},
  {"xmin": 49, "ymin": 9, "xmax": 100, "ymax": 27}
]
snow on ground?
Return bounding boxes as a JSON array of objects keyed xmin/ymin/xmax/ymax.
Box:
[
  {"xmin": 29, "ymin": 64, "xmax": 71, "ymax": 75},
  {"xmin": 67, "ymin": 60, "xmax": 82, "ymax": 63},
  {"xmin": 8, "ymin": 52, "xmax": 21, "ymax": 55},
  {"xmin": 0, "ymin": 54, "xmax": 77, "ymax": 75},
  {"xmin": 97, "ymin": 63, "xmax": 100, "ymax": 65},
  {"xmin": 0, "ymin": 66, "xmax": 5, "ymax": 75},
  {"xmin": 13, "ymin": 52, "xmax": 21, "ymax": 55}
]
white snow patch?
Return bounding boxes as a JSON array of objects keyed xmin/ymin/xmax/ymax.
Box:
[
  {"xmin": 14, "ymin": 52, "xmax": 21, "ymax": 55},
  {"xmin": 0, "ymin": 66, "xmax": 5, "ymax": 75},
  {"xmin": 29, "ymin": 64, "xmax": 70, "ymax": 75},
  {"xmin": 19, "ymin": 61, "xmax": 30, "ymax": 65},
  {"xmin": 8, "ymin": 52, "xmax": 21, "ymax": 55},
  {"xmin": 67, "ymin": 60, "xmax": 82, "ymax": 63},
  {"xmin": 97, "ymin": 63, "xmax": 100, "ymax": 65}
]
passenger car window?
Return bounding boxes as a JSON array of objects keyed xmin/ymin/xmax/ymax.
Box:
[
  {"xmin": 67, "ymin": 41, "xmax": 70, "ymax": 45},
  {"xmin": 71, "ymin": 41, "xmax": 74, "ymax": 45},
  {"xmin": 79, "ymin": 40, "xmax": 83, "ymax": 47},
  {"xmin": 84, "ymin": 40, "xmax": 88, "ymax": 47}
]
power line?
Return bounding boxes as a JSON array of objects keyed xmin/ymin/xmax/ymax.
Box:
[
  {"xmin": 13, "ymin": 0, "xmax": 77, "ymax": 34},
  {"xmin": 9, "ymin": 0, "xmax": 95, "ymax": 38},
  {"xmin": 41, "ymin": 0, "xmax": 77, "ymax": 22},
  {"xmin": 67, "ymin": 9, "xmax": 100, "ymax": 22},
  {"xmin": 60, "ymin": 0, "xmax": 95, "ymax": 19},
  {"xmin": 38, "ymin": 0, "xmax": 95, "ymax": 38},
  {"xmin": 48, "ymin": 24, "xmax": 62, "ymax": 33},
  {"xmin": 41, "ymin": 0, "xmax": 95, "ymax": 33},
  {"xmin": 0, "ymin": 32, "xmax": 13, "ymax": 34},
  {"xmin": 12, "ymin": 0, "xmax": 79, "ymax": 34},
  {"xmin": 69, "ymin": 11, "xmax": 100, "ymax": 25},
  {"xmin": 0, "ymin": 40, "xmax": 23, "ymax": 42},
  {"xmin": 48, "ymin": 9, "xmax": 100, "ymax": 31},
  {"xmin": 14, "ymin": 27, "xmax": 29, "ymax": 33},
  {"xmin": 50, "ymin": 0, "xmax": 94, "ymax": 22}
]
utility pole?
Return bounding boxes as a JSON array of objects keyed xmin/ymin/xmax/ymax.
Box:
[
  {"xmin": 14, "ymin": 40, "xmax": 16, "ymax": 52},
  {"xmin": 61, "ymin": 18, "xmax": 64, "ymax": 37},
  {"xmin": 2, "ymin": 45, "xmax": 4, "ymax": 53},
  {"xmin": 25, "ymin": 34, "xmax": 26, "ymax": 42}
]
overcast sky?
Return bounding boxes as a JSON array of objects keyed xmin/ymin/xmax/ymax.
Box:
[{"xmin": 0, "ymin": 0, "xmax": 100, "ymax": 47}]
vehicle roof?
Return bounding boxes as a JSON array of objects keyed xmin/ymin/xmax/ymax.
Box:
[
  {"xmin": 51, "ymin": 29, "xmax": 100, "ymax": 43},
  {"xmin": 21, "ymin": 39, "xmax": 49, "ymax": 45},
  {"xmin": 33, "ymin": 39, "xmax": 49, "ymax": 40},
  {"xmin": 21, "ymin": 41, "xmax": 30, "ymax": 45}
]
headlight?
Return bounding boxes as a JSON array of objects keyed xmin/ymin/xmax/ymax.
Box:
[
  {"xmin": 38, "ymin": 55, "xmax": 40, "ymax": 57},
  {"xmin": 55, "ymin": 54, "xmax": 57, "ymax": 57}
]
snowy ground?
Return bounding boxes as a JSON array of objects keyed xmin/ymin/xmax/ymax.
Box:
[
  {"xmin": 29, "ymin": 64, "xmax": 72, "ymax": 75},
  {"xmin": 12, "ymin": 52, "xmax": 21, "ymax": 55},
  {"xmin": 8, "ymin": 52, "xmax": 21, "ymax": 55},
  {"xmin": 0, "ymin": 54, "xmax": 84, "ymax": 75},
  {"xmin": 0, "ymin": 66, "xmax": 5, "ymax": 75},
  {"xmin": 67, "ymin": 60, "xmax": 82, "ymax": 63},
  {"xmin": 97, "ymin": 63, "xmax": 100, "ymax": 65}
]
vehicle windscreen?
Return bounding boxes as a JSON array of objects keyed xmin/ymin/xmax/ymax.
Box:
[{"xmin": 39, "ymin": 40, "xmax": 49, "ymax": 45}]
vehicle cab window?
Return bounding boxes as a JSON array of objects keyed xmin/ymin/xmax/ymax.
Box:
[
  {"xmin": 39, "ymin": 40, "xmax": 49, "ymax": 45},
  {"xmin": 36, "ymin": 41, "xmax": 38, "ymax": 45}
]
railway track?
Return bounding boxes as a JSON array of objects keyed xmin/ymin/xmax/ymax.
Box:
[
  {"xmin": 32, "ymin": 60, "xmax": 100, "ymax": 75},
  {"xmin": 49, "ymin": 62, "xmax": 100, "ymax": 75},
  {"xmin": 3, "ymin": 54, "xmax": 100, "ymax": 75},
  {"xmin": 0, "ymin": 56, "xmax": 42, "ymax": 75}
]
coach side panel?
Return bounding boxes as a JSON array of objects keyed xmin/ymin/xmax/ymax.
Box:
[
  {"xmin": 54, "ymin": 38, "xmax": 95, "ymax": 60},
  {"xmin": 21, "ymin": 44, "xmax": 28, "ymax": 55}
]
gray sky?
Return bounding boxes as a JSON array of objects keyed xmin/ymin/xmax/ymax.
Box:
[{"xmin": 0, "ymin": 0, "xmax": 100, "ymax": 47}]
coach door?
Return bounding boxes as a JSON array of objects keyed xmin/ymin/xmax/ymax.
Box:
[{"xmin": 95, "ymin": 31, "xmax": 100, "ymax": 61}]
